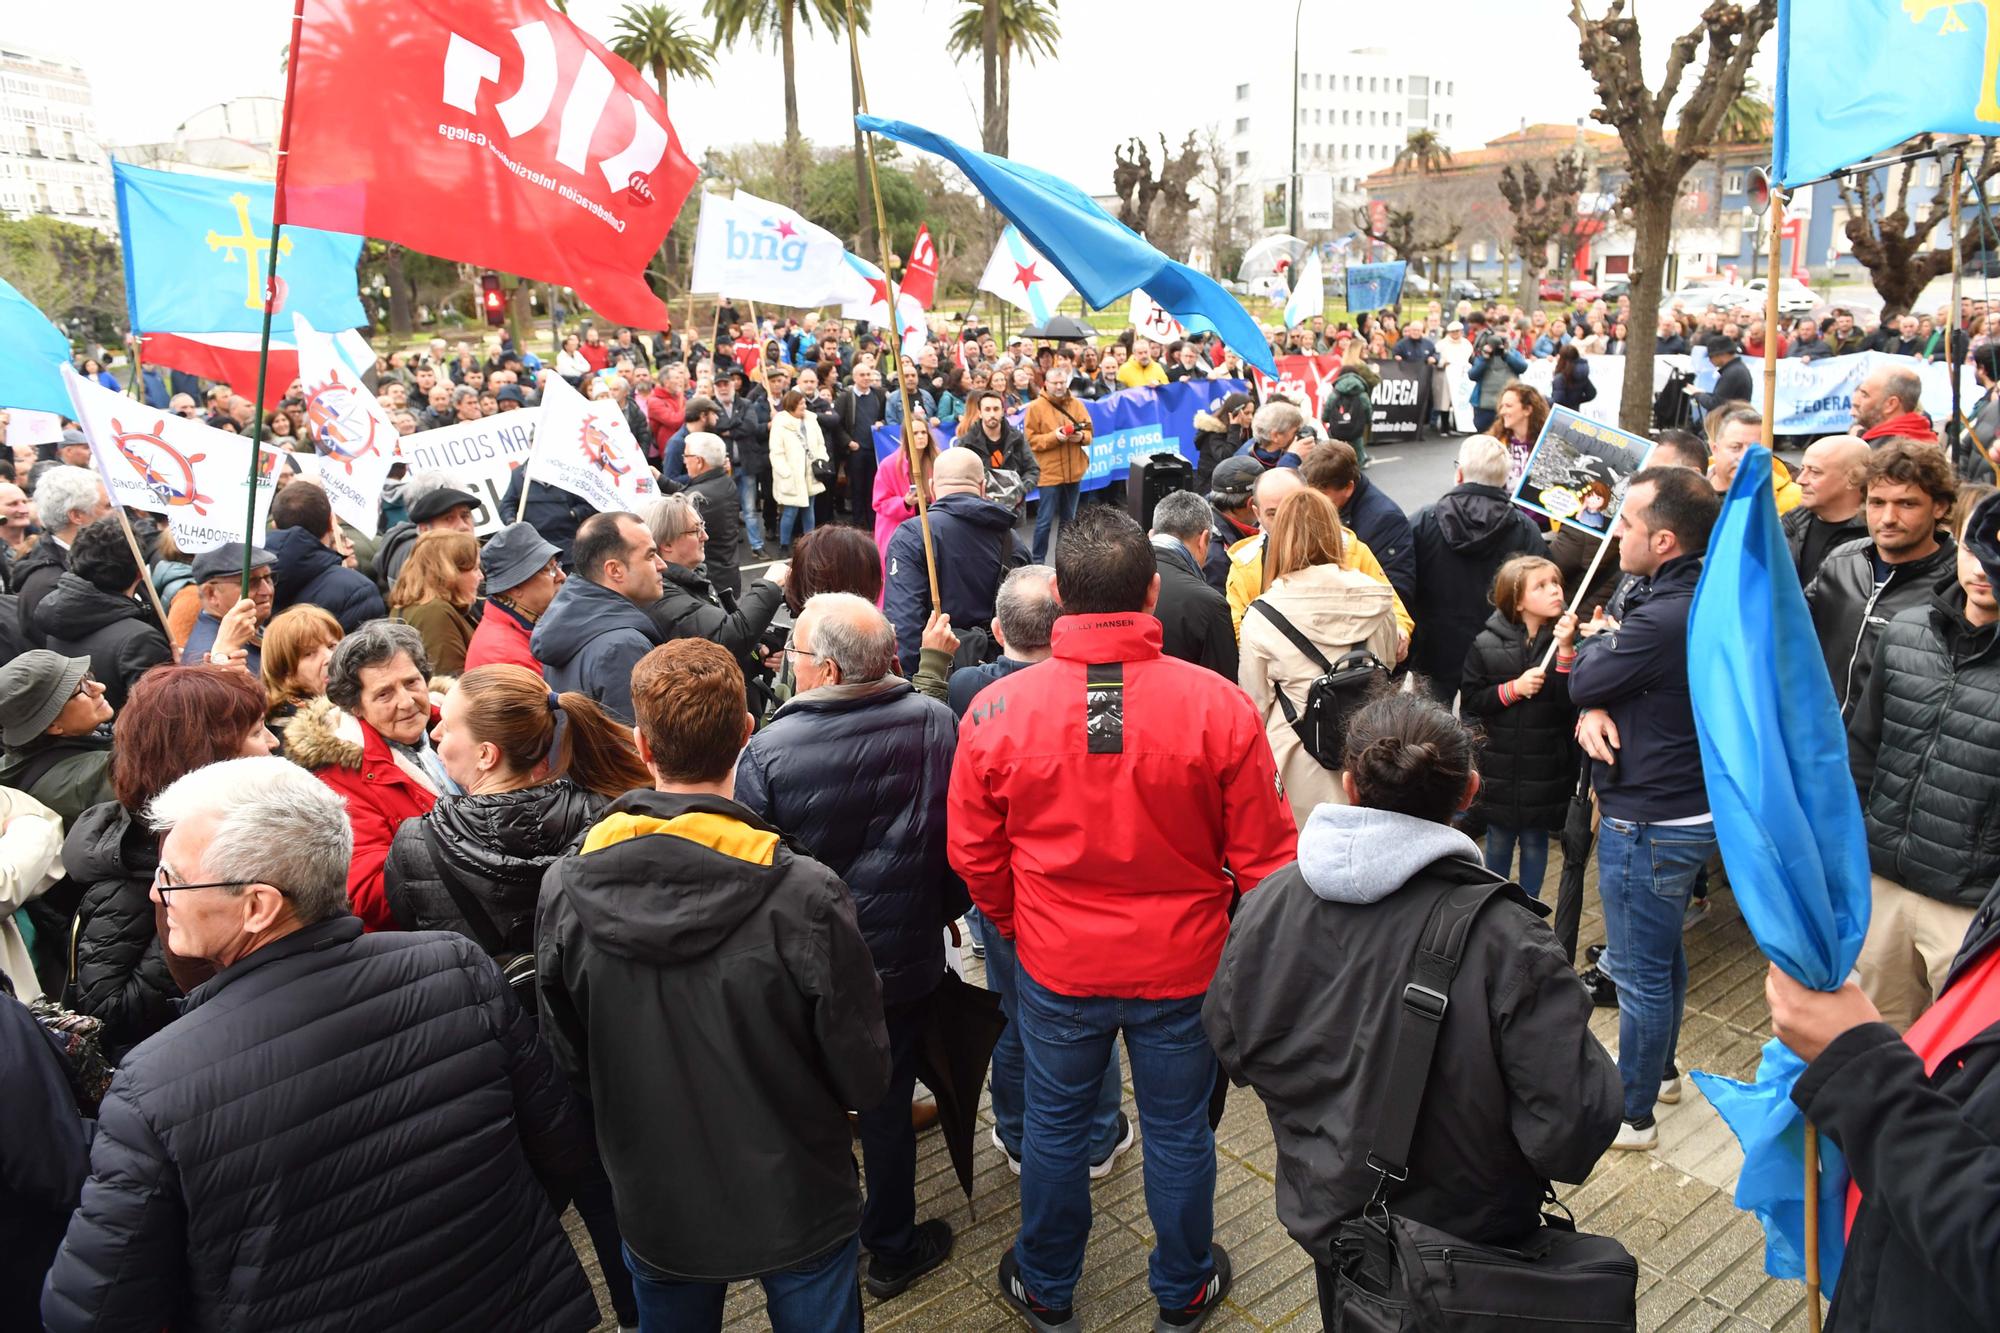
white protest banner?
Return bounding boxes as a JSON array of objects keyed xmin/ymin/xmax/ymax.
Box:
[
  {"xmin": 689, "ymin": 187, "xmax": 862, "ymax": 307},
  {"xmin": 1284, "ymin": 250, "xmax": 1325, "ymax": 329},
  {"xmin": 293, "ymin": 314, "xmax": 393, "ymax": 536},
  {"xmin": 1130, "ymin": 290, "xmax": 1187, "ymax": 344},
  {"xmin": 64, "ymin": 366, "xmax": 274, "ymax": 553},
  {"xmin": 5, "ymin": 408, "xmax": 62, "ymax": 450},
  {"xmin": 397, "ymin": 408, "xmax": 542, "ymax": 536},
  {"xmin": 527, "ymin": 375, "xmax": 657, "ymax": 515}
]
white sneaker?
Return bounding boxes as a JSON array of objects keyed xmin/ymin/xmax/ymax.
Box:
[
  {"xmin": 1658, "ymin": 1077, "xmax": 1682, "ymax": 1105},
  {"xmin": 1088, "ymin": 1112, "xmax": 1136, "ymax": 1180},
  {"xmin": 1611, "ymin": 1117, "xmax": 1658, "ymax": 1151},
  {"xmin": 990, "ymin": 1126, "xmax": 1022, "ymax": 1176}
]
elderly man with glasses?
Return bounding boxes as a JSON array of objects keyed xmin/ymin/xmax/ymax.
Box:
[{"xmin": 41, "ymin": 756, "xmax": 600, "ymax": 1333}]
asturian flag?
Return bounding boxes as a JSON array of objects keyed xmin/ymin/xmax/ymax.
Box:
[
  {"xmin": 979, "ymin": 224, "xmax": 1075, "ymax": 325},
  {"xmin": 840, "ymin": 254, "xmax": 926, "ymax": 360},
  {"xmin": 64, "ymin": 365, "xmax": 276, "ymax": 553},
  {"xmin": 114, "ymin": 161, "xmax": 364, "ymax": 403},
  {"xmin": 690, "ymin": 188, "xmax": 862, "ymax": 307},
  {"xmin": 1284, "ymin": 250, "xmax": 1325, "ymax": 329},
  {"xmin": 293, "ymin": 314, "xmax": 394, "ymax": 535},
  {"xmin": 902, "ymin": 224, "xmax": 939, "ymax": 308},
  {"xmin": 526, "ymin": 372, "xmax": 657, "ymax": 514}
]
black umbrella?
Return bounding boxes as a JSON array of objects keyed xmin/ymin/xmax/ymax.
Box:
[
  {"xmin": 1553, "ymin": 754, "xmax": 1596, "ymax": 964},
  {"xmin": 1019, "ymin": 313, "xmax": 1097, "ymax": 341},
  {"xmin": 914, "ymin": 968, "xmax": 1006, "ymax": 1212}
]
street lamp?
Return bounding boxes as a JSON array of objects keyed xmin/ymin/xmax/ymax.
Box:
[{"xmin": 1289, "ymin": 0, "xmax": 1304, "ymax": 238}]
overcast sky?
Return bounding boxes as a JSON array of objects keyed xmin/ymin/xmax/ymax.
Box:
[{"xmin": 16, "ymin": 0, "xmax": 1776, "ymax": 193}]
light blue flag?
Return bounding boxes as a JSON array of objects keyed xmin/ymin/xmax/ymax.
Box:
[
  {"xmin": 0, "ymin": 276, "xmax": 74, "ymax": 415},
  {"xmin": 1686, "ymin": 446, "xmax": 1871, "ymax": 1288},
  {"xmin": 855, "ymin": 116, "xmax": 1276, "ymax": 377},
  {"xmin": 113, "ymin": 160, "xmax": 365, "ymax": 336},
  {"xmin": 1775, "ymin": 0, "xmax": 2000, "ymax": 186},
  {"xmin": 1344, "ymin": 261, "xmax": 1406, "ymax": 313}
]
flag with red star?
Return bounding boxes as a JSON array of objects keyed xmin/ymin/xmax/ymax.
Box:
[
  {"xmin": 978, "ymin": 225, "xmax": 1074, "ymax": 324},
  {"xmin": 689, "ymin": 186, "xmax": 863, "ymax": 307}
]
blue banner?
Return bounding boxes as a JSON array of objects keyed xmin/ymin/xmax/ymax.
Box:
[
  {"xmin": 0, "ymin": 276, "xmax": 73, "ymax": 416},
  {"xmin": 872, "ymin": 379, "xmax": 1246, "ymax": 495},
  {"xmin": 114, "ymin": 160, "xmax": 365, "ymax": 336},
  {"xmin": 1344, "ymin": 261, "xmax": 1406, "ymax": 312}
]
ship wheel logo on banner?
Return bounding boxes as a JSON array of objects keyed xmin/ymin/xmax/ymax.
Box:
[
  {"xmin": 302, "ymin": 373, "xmax": 385, "ymax": 473},
  {"xmin": 578, "ymin": 419, "xmax": 631, "ymax": 478},
  {"xmin": 109, "ymin": 418, "xmax": 216, "ymax": 515}
]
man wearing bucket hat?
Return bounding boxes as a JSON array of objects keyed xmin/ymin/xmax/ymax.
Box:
[{"xmin": 463, "ymin": 523, "xmax": 564, "ymax": 676}]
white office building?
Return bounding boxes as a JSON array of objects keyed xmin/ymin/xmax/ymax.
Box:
[
  {"xmin": 0, "ymin": 46, "xmax": 117, "ymax": 233},
  {"xmin": 1227, "ymin": 47, "xmax": 1461, "ymax": 235}
]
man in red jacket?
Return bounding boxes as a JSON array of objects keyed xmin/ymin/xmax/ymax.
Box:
[
  {"xmin": 949, "ymin": 507, "xmax": 1296, "ymax": 1333},
  {"xmin": 463, "ymin": 522, "xmax": 564, "ymax": 676}
]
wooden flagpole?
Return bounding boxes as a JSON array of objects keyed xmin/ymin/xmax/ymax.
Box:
[
  {"xmin": 1804, "ymin": 1121, "xmax": 1823, "ymax": 1333},
  {"xmin": 109, "ymin": 504, "xmax": 171, "ymax": 633},
  {"xmin": 243, "ymin": 0, "xmax": 308, "ymax": 599},
  {"xmin": 843, "ymin": 0, "xmax": 941, "ymax": 612}
]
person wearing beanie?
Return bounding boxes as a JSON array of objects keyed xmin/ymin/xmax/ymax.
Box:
[{"xmin": 464, "ymin": 523, "xmax": 564, "ymax": 675}]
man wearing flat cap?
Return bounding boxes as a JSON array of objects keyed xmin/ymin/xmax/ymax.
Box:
[
  {"xmin": 180, "ymin": 543, "xmax": 277, "ymax": 676},
  {"xmin": 376, "ymin": 472, "xmax": 480, "ymax": 591},
  {"xmin": 463, "ymin": 522, "xmax": 565, "ymax": 676}
]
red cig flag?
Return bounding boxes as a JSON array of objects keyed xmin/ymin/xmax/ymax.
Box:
[
  {"xmin": 277, "ymin": 0, "xmax": 697, "ymax": 329},
  {"xmin": 902, "ymin": 224, "xmax": 938, "ymax": 309}
]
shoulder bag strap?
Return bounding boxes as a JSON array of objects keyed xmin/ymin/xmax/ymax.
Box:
[
  {"xmin": 419, "ymin": 819, "xmax": 513, "ymax": 957},
  {"xmin": 1248, "ymin": 599, "xmax": 1336, "ymax": 725},
  {"xmin": 1363, "ymin": 877, "xmax": 1510, "ymax": 1191}
]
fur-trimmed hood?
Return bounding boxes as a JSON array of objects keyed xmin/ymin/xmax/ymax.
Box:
[{"xmin": 282, "ymin": 696, "xmax": 366, "ymax": 772}]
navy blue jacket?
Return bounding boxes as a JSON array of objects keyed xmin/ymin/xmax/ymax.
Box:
[
  {"xmin": 734, "ymin": 678, "xmax": 961, "ymax": 1005},
  {"xmin": 1565, "ymin": 555, "xmax": 1706, "ymax": 821},
  {"xmin": 530, "ymin": 576, "xmax": 660, "ymax": 724},
  {"xmin": 947, "ymin": 654, "xmax": 1034, "ymax": 719},
  {"xmin": 498, "ymin": 470, "xmax": 598, "ymax": 563},
  {"xmin": 1340, "ymin": 471, "xmax": 1417, "ymax": 610},
  {"xmin": 884, "ymin": 491, "xmax": 1029, "ymax": 674},
  {"xmin": 266, "ymin": 526, "xmax": 386, "ymax": 633},
  {"xmin": 1233, "ymin": 440, "xmax": 1301, "ymax": 469}
]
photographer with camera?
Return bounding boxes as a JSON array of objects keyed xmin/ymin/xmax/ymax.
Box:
[{"xmin": 1466, "ymin": 313, "xmax": 1529, "ymax": 434}]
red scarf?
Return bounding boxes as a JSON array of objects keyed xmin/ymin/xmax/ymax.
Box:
[{"xmin": 1846, "ymin": 943, "xmax": 2000, "ymax": 1235}]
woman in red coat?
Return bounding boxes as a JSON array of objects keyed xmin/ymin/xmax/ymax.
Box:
[{"xmin": 282, "ymin": 621, "xmax": 442, "ymax": 931}]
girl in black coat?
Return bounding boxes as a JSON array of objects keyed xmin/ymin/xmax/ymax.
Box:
[{"xmin": 1459, "ymin": 555, "xmax": 1580, "ymax": 899}]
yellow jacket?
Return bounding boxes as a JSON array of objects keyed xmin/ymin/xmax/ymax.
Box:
[
  {"xmin": 1226, "ymin": 531, "xmax": 1414, "ymax": 640},
  {"xmin": 1772, "ymin": 457, "xmax": 1803, "ymax": 515}
]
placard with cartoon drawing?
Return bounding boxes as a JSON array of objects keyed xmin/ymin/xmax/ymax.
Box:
[{"xmin": 1512, "ymin": 406, "xmax": 1652, "ymax": 536}]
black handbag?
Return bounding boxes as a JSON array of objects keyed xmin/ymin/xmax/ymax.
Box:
[
  {"xmin": 1324, "ymin": 882, "xmax": 1638, "ymax": 1332},
  {"xmin": 1247, "ymin": 599, "xmax": 1387, "ymax": 770}
]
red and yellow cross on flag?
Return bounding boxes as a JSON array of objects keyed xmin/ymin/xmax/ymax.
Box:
[{"xmin": 62, "ymin": 365, "xmax": 277, "ymax": 553}]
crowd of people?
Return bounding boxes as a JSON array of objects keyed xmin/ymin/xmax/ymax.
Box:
[{"xmin": 2, "ymin": 287, "xmax": 1997, "ymax": 1333}]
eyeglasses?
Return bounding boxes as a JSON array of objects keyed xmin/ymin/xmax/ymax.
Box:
[
  {"xmin": 72, "ymin": 674, "xmax": 99, "ymax": 700},
  {"xmin": 782, "ymin": 633, "xmax": 823, "ymax": 663},
  {"xmin": 153, "ymin": 861, "xmax": 288, "ymax": 903}
]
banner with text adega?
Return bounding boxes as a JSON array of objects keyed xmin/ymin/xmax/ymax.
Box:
[
  {"xmin": 870, "ymin": 379, "xmax": 1247, "ymax": 495},
  {"xmin": 1251, "ymin": 355, "xmax": 1427, "ymax": 437}
]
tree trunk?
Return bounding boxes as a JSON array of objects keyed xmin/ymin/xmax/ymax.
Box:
[
  {"xmin": 383, "ymin": 245, "xmax": 413, "ymax": 338},
  {"xmin": 851, "ymin": 51, "xmax": 874, "ymax": 262},
  {"xmin": 997, "ymin": 39, "xmax": 1012, "ymax": 161},
  {"xmin": 1620, "ymin": 193, "xmax": 1674, "ymax": 434},
  {"xmin": 781, "ymin": 1, "xmax": 802, "ymax": 206},
  {"xmin": 981, "ymin": 0, "xmax": 1001, "ymax": 155}
]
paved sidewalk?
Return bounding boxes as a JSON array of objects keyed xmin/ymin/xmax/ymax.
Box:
[{"xmin": 569, "ymin": 850, "xmax": 1815, "ymax": 1331}]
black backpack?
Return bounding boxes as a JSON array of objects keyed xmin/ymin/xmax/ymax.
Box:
[{"xmin": 1248, "ymin": 599, "xmax": 1388, "ymax": 769}]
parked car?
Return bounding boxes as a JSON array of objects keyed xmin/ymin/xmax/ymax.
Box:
[
  {"xmin": 1666, "ymin": 281, "xmax": 1755, "ymax": 314},
  {"xmin": 1598, "ymin": 277, "xmax": 1631, "ymax": 302},
  {"xmin": 1536, "ymin": 276, "xmax": 1602, "ymax": 304},
  {"xmin": 1448, "ymin": 279, "xmax": 1491, "ymax": 303},
  {"xmin": 1742, "ymin": 276, "xmax": 1819, "ymax": 316}
]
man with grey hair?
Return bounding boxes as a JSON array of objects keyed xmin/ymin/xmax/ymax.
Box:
[
  {"xmin": 1852, "ymin": 363, "xmax": 1938, "ymax": 444},
  {"xmin": 884, "ymin": 447, "xmax": 1029, "ymax": 673},
  {"xmin": 376, "ymin": 469, "xmax": 480, "ymax": 591},
  {"xmin": 1239, "ymin": 399, "xmax": 1305, "ymax": 469},
  {"xmin": 1409, "ymin": 433, "xmax": 1545, "ymax": 702},
  {"xmin": 15, "ymin": 465, "xmax": 111, "ymax": 650},
  {"xmin": 41, "ymin": 757, "xmax": 598, "ymax": 1333},
  {"xmin": 947, "ymin": 564, "xmax": 1060, "ymax": 718},
  {"xmin": 735, "ymin": 592, "xmax": 962, "ymax": 1302},
  {"xmin": 681, "ymin": 430, "xmax": 744, "ymax": 599},
  {"xmin": 1150, "ymin": 491, "xmax": 1237, "ymax": 680}
]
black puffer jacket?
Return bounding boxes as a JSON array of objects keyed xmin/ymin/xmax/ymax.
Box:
[
  {"xmin": 1806, "ymin": 535, "xmax": 1958, "ymax": 716},
  {"xmin": 734, "ymin": 677, "xmax": 962, "ymax": 1006},
  {"xmin": 32, "ymin": 573, "xmax": 171, "ymax": 710},
  {"xmin": 40, "ymin": 918, "xmax": 597, "ymax": 1333},
  {"xmin": 498, "ymin": 470, "xmax": 597, "ymax": 565},
  {"xmin": 384, "ymin": 780, "xmax": 606, "ymax": 955},
  {"xmin": 1205, "ymin": 811, "xmax": 1619, "ymax": 1257},
  {"xmin": 684, "ymin": 468, "xmax": 743, "ymax": 599},
  {"xmin": 1408, "ymin": 483, "xmax": 1546, "ymax": 696},
  {"xmin": 1848, "ymin": 580, "xmax": 2000, "ymax": 907},
  {"xmin": 1460, "ymin": 613, "xmax": 1579, "ymax": 831},
  {"xmin": 64, "ymin": 802, "xmax": 175, "ymax": 1061},
  {"xmin": 646, "ymin": 563, "xmax": 783, "ymax": 659},
  {"xmin": 266, "ymin": 525, "xmax": 386, "ymax": 632},
  {"xmin": 12, "ymin": 536, "xmax": 67, "ymax": 650}
]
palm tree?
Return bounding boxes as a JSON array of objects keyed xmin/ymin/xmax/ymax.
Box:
[
  {"xmin": 704, "ymin": 0, "xmax": 849, "ymax": 204},
  {"xmin": 1718, "ymin": 76, "xmax": 1773, "ymax": 144},
  {"xmin": 610, "ymin": 4, "xmax": 715, "ymax": 112},
  {"xmin": 945, "ymin": 0, "xmax": 1062, "ymax": 160},
  {"xmin": 1394, "ymin": 128, "xmax": 1453, "ymax": 177}
]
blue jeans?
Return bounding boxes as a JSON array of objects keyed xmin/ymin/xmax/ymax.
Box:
[
  {"xmin": 1483, "ymin": 825, "xmax": 1550, "ymax": 900},
  {"xmin": 624, "ymin": 1235, "xmax": 860, "ymax": 1333},
  {"xmin": 736, "ymin": 470, "xmax": 765, "ymax": 550},
  {"xmin": 1016, "ymin": 967, "xmax": 1217, "ymax": 1310},
  {"xmin": 1595, "ymin": 817, "xmax": 1715, "ymax": 1122},
  {"xmin": 1031, "ymin": 482, "xmax": 1082, "ymax": 562},
  {"xmin": 970, "ymin": 908, "xmax": 1125, "ymax": 1162},
  {"xmin": 779, "ymin": 503, "xmax": 816, "ymax": 546}
]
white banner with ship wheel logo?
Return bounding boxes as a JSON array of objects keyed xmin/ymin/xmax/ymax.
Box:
[
  {"xmin": 524, "ymin": 370, "xmax": 657, "ymax": 514},
  {"xmin": 293, "ymin": 313, "xmax": 395, "ymax": 536},
  {"xmin": 64, "ymin": 365, "xmax": 276, "ymax": 553}
]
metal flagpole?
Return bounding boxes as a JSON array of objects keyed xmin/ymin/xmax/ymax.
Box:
[
  {"xmin": 1761, "ymin": 187, "xmax": 1784, "ymax": 456},
  {"xmin": 843, "ymin": 0, "xmax": 941, "ymax": 613},
  {"xmin": 245, "ymin": 0, "xmax": 308, "ymax": 599}
]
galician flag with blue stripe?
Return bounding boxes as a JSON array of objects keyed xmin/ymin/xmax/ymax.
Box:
[
  {"xmin": 839, "ymin": 253, "xmax": 927, "ymax": 360},
  {"xmin": 1775, "ymin": 0, "xmax": 2000, "ymax": 185},
  {"xmin": 979, "ymin": 225, "xmax": 1074, "ymax": 325}
]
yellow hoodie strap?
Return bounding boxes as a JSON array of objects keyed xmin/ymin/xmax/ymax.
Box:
[{"xmin": 581, "ymin": 810, "xmax": 779, "ymax": 866}]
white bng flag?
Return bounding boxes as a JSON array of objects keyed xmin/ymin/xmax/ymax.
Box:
[
  {"xmin": 690, "ymin": 188, "xmax": 863, "ymax": 307},
  {"xmin": 293, "ymin": 313, "xmax": 394, "ymax": 535},
  {"xmin": 64, "ymin": 365, "xmax": 275, "ymax": 554},
  {"xmin": 526, "ymin": 373, "xmax": 658, "ymax": 514}
]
